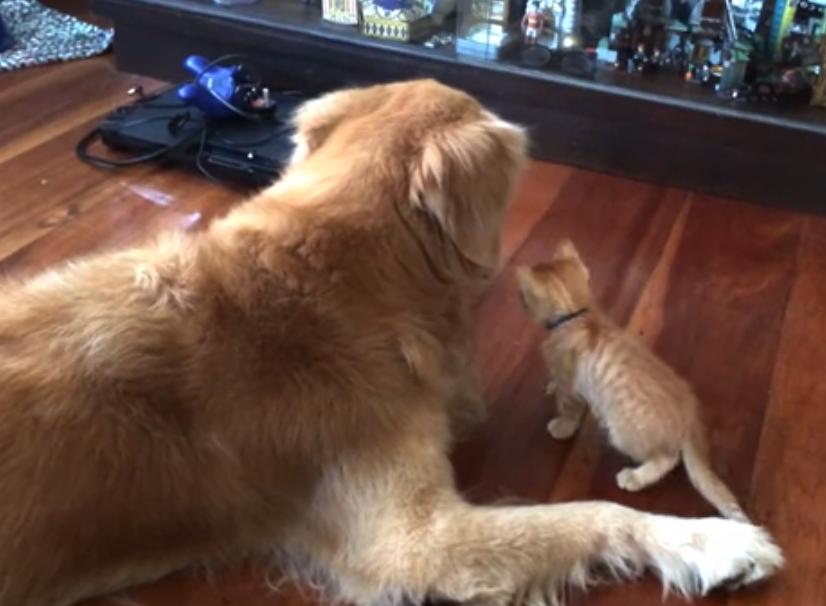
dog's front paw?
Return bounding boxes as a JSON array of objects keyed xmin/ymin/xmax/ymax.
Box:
[
  {"xmin": 710, "ymin": 523, "xmax": 784, "ymax": 591},
  {"xmin": 647, "ymin": 516, "xmax": 784, "ymax": 596},
  {"xmin": 547, "ymin": 417, "xmax": 578, "ymax": 440}
]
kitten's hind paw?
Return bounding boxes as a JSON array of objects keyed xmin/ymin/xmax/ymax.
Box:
[{"xmin": 547, "ymin": 417, "xmax": 579, "ymax": 440}]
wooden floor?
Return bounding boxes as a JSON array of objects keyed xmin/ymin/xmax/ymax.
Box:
[{"xmin": 2, "ymin": 38, "xmax": 826, "ymax": 606}]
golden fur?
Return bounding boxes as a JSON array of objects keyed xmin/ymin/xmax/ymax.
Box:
[
  {"xmin": 0, "ymin": 81, "xmax": 779, "ymax": 606},
  {"xmin": 517, "ymin": 239, "xmax": 748, "ymax": 521}
]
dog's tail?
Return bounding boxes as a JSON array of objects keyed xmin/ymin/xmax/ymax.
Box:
[{"xmin": 682, "ymin": 421, "xmax": 748, "ymax": 522}]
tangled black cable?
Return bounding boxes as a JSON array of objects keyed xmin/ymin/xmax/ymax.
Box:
[
  {"xmin": 75, "ymin": 54, "xmax": 285, "ymax": 184},
  {"xmin": 75, "ymin": 112, "xmax": 203, "ymax": 169}
]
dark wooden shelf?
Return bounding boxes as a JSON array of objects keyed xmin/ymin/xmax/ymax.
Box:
[{"xmin": 94, "ymin": 0, "xmax": 826, "ymax": 210}]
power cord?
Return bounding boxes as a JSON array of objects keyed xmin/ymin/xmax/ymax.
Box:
[{"xmin": 75, "ymin": 113, "xmax": 203, "ymax": 169}]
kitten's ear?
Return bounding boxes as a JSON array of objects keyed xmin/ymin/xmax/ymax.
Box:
[
  {"xmin": 553, "ymin": 239, "xmax": 590, "ymax": 282},
  {"xmin": 552, "ymin": 239, "xmax": 580, "ymax": 261}
]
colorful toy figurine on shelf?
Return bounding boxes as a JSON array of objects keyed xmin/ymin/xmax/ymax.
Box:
[
  {"xmin": 598, "ymin": 0, "xmax": 673, "ymax": 71},
  {"xmin": 682, "ymin": 0, "xmax": 748, "ymax": 90},
  {"xmin": 628, "ymin": 0, "xmax": 671, "ymax": 70},
  {"xmin": 596, "ymin": 0, "xmax": 756, "ymax": 92},
  {"xmin": 522, "ymin": 0, "xmax": 547, "ymax": 44},
  {"xmin": 513, "ymin": 0, "xmax": 590, "ymax": 70}
]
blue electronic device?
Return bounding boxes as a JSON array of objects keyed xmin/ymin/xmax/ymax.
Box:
[
  {"xmin": 176, "ymin": 55, "xmax": 275, "ymax": 119},
  {"xmin": 177, "ymin": 55, "xmax": 243, "ymax": 118}
]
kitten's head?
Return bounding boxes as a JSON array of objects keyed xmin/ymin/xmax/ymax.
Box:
[{"xmin": 515, "ymin": 239, "xmax": 591, "ymax": 324}]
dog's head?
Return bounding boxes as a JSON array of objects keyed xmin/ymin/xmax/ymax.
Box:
[{"xmin": 290, "ymin": 80, "xmax": 527, "ymax": 272}]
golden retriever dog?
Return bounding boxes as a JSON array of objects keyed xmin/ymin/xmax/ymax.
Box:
[{"xmin": 0, "ymin": 80, "xmax": 782, "ymax": 606}]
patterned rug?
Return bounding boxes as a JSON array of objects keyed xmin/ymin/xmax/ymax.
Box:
[{"xmin": 0, "ymin": 0, "xmax": 113, "ymax": 72}]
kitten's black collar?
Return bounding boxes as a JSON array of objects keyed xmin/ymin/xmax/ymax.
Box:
[{"xmin": 546, "ymin": 308, "xmax": 588, "ymax": 332}]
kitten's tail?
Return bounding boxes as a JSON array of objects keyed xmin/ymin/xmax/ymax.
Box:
[{"xmin": 682, "ymin": 422, "xmax": 749, "ymax": 522}]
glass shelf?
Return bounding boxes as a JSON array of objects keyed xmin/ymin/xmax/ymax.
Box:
[
  {"xmin": 139, "ymin": 0, "xmax": 826, "ymax": 133},
  {"xmin": 93, "ymin": 0, "xmax": 826, "ymax": 209}
]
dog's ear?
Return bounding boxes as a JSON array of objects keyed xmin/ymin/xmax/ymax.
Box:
[{"xmin": 409, "ymin": 114, "xmax": 527, "ymax": 270}]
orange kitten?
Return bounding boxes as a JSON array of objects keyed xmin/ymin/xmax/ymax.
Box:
[{"xmin": 516, "ymin": 240, "xmax": 748, "ymax": 521}]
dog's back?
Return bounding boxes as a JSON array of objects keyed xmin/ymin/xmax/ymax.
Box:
[
  {"xmin": 0, "ymin": 242, "xmax": 220, "ymax": 604},
  {"xmin": 0, "ymin": 204, "xmax": 436, "ymax": 605}
]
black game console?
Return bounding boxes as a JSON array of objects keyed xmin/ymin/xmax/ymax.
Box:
[{"xmin": 89, "ymin": 88, "xmax": 306, "ymax": 187}]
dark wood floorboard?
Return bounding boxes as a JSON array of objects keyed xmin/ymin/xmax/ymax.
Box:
[
  {"xmin": 730, "ymin": 217, "xmax": 826, "ymax": 606},
  {"xmin": 1, "ymin": 42, "xmax": 824, "ymax": 606}
]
